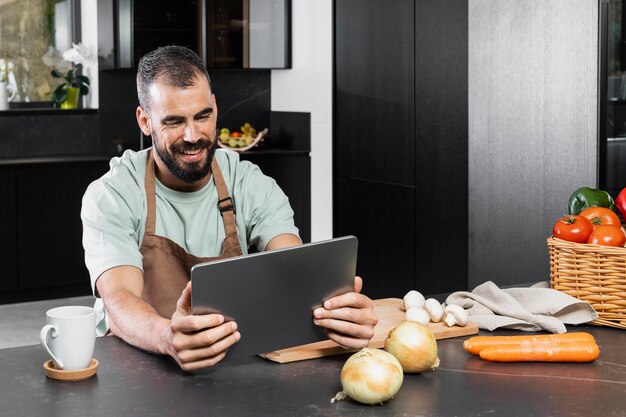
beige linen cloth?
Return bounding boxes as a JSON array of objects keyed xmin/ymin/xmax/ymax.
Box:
[{"xmin": 445, "ymin": 281, "xmax": 598, "ymax": 333}]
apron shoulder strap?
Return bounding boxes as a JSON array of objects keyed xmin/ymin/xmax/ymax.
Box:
[
  {"xmin": 144, "ymin": 150, "xmax": 157, "ymax": 235},
  {"xmin": 211, "ymin": 158, "xmax": 238, "ymax": 237}
]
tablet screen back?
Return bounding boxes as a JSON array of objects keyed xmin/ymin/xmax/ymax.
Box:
[{"xmin": 191, "ymin": 236, "xmax": 358, "ymax": 360}]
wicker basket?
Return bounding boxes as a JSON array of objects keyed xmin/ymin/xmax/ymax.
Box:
[{"xmin": 547, "ymin": 236, "xmax": 626, "ymax": 329}]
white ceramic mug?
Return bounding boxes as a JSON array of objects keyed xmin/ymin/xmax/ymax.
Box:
[{"xmin": 40, "ymin": 306, "xmax": 96, "ymax": 370}]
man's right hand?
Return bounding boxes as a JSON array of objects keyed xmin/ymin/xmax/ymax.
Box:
[
  {"xmin": 96, "ymin": 266, "xmax": 240, "ymax": 372},
  {"xmin": 168, "ymin": 281, "xmax": 241, "ymax": 371}
]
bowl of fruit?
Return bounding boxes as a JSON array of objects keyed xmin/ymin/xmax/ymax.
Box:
[{"xmin": 218, "ymin": 123, "xmax": 268, "ymax": 152}]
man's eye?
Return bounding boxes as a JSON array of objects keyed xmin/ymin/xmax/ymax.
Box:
[
  {"xmin": 197, "ymin": 114, "xmax": 210, "ymax": 120},
  {"xmin": 165, "ymin": 121, "xmax": 181, "ymax": 127}
]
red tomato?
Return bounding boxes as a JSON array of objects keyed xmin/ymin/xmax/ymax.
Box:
[
  {"xmin": 552, "ymin": 215, "xmax": 593, "ymax": 243},
  {"xmin": 579, "ymin": 207, "xmax": 621, "ymax": 229},
  {"xmin": 587, "ymin": 225, "xmax": 626, "ymax": 247}
]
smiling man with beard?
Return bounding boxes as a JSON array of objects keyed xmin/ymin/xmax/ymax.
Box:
[{"xmin": 80, "ymin": 46, "xmax": 377, "ymax": 371}]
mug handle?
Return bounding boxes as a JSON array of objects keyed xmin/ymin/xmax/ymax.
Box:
[{"xmin": 40, "ymin": 324, "xmax": 64, "ymax": 369}]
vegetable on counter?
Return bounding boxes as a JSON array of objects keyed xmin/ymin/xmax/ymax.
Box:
[
  {"xmin": 463, "ymin": 332, "xmax": 600, "ymax": 362},
  {"xmin": 587, "ymin": 225, "xmax": 626, "ymax": 247},
  {"xmin": 463, "ymin": 333, "xmax": 596, "ymax": 355},
  {"xmin": 579, "ymin": 206, "xmax": 621, "ymax": 229},
  {"xmin": 331, "ymin": 348, "xmax": 404, "ymax": 405},
  {"xmin": 400, "ymin": 290, "xmax": 425, "ymax": 311},
  {"xmin": 552, "ymin": 215, "xmax": 593, "ymax": 243},
  {"xmin": 443, "ymin": 304, "xmax": 469, "ymax": 327},
  {"xmin": 615, "ymin": 187, "xmax": 626, "ymax": 221},
  {"xmin": 384, "ymin": 321, "xmax": 440, "ymax": 374},
  {"xmin": 568, "ymin": 187, "xmax": 616, "ymax": 215}
]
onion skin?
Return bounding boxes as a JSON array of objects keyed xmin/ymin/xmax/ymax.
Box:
[
  {"xmin": 384, "ymin": 321, "xmax": 440, "ymax": 373},
  {"xmin": 339, "ymin": 348, "xmax": 404, "ymax": 405}
]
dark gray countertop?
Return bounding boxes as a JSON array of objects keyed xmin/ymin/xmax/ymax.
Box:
[{"xmin": 1, "ymin": 325, "xmax": 625, "ymax": 417}]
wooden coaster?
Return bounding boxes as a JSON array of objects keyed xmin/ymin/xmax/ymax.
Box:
[{"xmin": 43, "ymin": 358, "xmax": 99, "ymax": 381}]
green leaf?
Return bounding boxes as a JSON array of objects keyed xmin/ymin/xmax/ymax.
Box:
[
  {"xmin": 79, "ymin": 84, "xmax": 89, "ymax": 95},
  {"xmin": 51, "ymin": 84, "xmax": 68, "ymax": 104},
  {"xmin": 50, "ymin": 69, "xmax": 63, "ymax": 78},
  {"xmin": 77, "ymin": 75, "xmax": 90, "ymax": 85}
]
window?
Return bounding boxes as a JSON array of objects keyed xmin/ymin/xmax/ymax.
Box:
[{"xmin": 0, "ymin": 0, "xmax": 79, "ymax": 105}]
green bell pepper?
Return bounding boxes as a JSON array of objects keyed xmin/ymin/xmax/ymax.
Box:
[{"xmin": 568, "ymin": 187, "xmax": 615, "ymax": 215}]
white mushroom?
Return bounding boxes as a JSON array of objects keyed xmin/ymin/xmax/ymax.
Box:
[
  {"xmin": 405, "ymin": 307, "xmax": 430, "ymax": 325},
  {"xmin": 401, "ymin": 290, "xmax": 425, "ymax": 311},
  {"xmin": 424, "ymin": 298, "xmax": 444, "ymax": 323},
  {"xmin": 443, "ymin": 304, "xmax": 468, "ymax": 327}
]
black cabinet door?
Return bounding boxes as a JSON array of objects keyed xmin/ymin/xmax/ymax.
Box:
[
  {"xmin": 335, "ymin": 0, "xmax": 415, "ymax": 186},
  {"xmin": 335, "ymin": 0, "xmax": 468, "ymax": 296},
  {"xmin": 335, "ymin": 177, "xmax": 415, "ymax": 299},
  {"xmin": 0, "ymin": 168, "xmax": 18, "ymax": 292},
  {"xmin": 16, "ymin": 162, "xmax": 109, "ymax": 291},
  {"xmin": 240, "ymin": 153, "xmax": 311, "ymax": 244},
  {"xmin": 413, "ymin": 0, "xmax": 468, "ymax": 295}
]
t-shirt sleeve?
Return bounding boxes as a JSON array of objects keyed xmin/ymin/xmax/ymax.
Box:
[
  {"xmin": 237, "ymin": 161, "xmax": 300, "ymax": 251},
  {"xmin": 81, "ymin": 176, "xmax": 144, "ymax": 296}
]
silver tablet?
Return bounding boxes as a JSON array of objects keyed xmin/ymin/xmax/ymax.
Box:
[{"xmin": 191, "ymin": 235, "xmax": 358, "ymax": 361}]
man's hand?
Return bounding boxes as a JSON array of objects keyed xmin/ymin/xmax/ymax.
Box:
[
  {"xmin": 168, "ymin": 282, "xmax": 241, "ymax": 371},
  {"xmin": 312, "ymin": 276, "xmax": 378, "ymax": 349}
]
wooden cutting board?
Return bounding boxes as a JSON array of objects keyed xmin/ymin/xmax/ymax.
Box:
[{"xmin": 262, "ymin": 298, "xmax": 479, "ymax": 363}]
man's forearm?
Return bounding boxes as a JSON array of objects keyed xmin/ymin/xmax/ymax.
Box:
[
  {"xmin": 95, "ymin": 266, "xmax": 174, "ymax": 356},
  {"xmin": 104, "ymin": 288, "xmax": 173, "ymax": 356}
]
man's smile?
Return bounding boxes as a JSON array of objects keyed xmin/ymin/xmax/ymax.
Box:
[{"xmin": 177, "ymin": 146, "xmax": 206, "ymax": 163}]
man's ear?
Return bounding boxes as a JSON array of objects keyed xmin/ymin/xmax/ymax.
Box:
[{"xmin": 136, "ymin": 106, "xmax": 152, "ymax": 136}]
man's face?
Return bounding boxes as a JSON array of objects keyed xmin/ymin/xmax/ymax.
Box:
[{"xmin": 140, "ymin": 75, "xmax": 218, "ymax": 188}]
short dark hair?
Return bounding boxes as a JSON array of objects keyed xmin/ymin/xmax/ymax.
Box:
[{"xmin": 136, "ymin": 46, "xmax": 211, "ymax": 111}]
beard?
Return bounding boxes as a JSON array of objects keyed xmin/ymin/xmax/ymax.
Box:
[{"xmin": 153, "ymin": 130, "xmax": 217, "ymax": 184}]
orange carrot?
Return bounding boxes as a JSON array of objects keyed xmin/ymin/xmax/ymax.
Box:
[
  {"xmin": 478, "ymin": 341, "xmax": 600, "ymax": 362},
  {"xmin": 463, "ymin": 333, "xmax": 596, "ymax": 356}
]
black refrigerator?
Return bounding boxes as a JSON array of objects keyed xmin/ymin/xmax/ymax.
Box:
[{"xmin": 600, "ymin": 0, "xmax": 626, "ymax": 199}]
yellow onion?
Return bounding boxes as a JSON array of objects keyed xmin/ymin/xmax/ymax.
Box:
[
  {"xmin": 332, "ymin": 348, "xmax": 404, "ymax": 405},
  {"xmin": 384, "ymin": 321, "xmax": 440, "ymax": 373}
]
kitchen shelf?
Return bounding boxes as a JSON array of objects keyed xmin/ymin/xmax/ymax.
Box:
[
  {"xmin": 0, "ymin": 154, "xmax": 114, "ymax": 166},
  {"xmin": 0, "ymin": 108, "xmax": 98, "ymax": 116}
]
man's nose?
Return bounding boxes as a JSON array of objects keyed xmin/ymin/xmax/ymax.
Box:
[{"xmin": 183, "ymin": 123, "xmax": 200, "ymax": 143}]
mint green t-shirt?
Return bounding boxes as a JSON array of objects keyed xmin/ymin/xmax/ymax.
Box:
[{"xmin": 81, "ymin": 148, "xmax": 299, "ymax": 293}]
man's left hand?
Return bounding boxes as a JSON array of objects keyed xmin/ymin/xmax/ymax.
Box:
[{"xmin": 313, "ymin": 276, "xmax": 378, "ymax": 349}]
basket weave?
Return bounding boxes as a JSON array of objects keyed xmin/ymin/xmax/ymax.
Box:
[{"xmin": 547, "ymin": 236, "xmax": 626, "ymax": 329}]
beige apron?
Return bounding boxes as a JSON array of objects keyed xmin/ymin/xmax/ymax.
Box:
[{"xmin": 140, "ymin": 149, "xmax": 243, "ymax": 318}]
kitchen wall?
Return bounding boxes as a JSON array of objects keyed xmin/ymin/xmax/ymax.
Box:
[
  {"xmin": 469, "ymin": 0, "xmax": 598, "ymax": 287},
  {"xmin": 271, "ymin": 0, "xmax": 333, "ymax": 241}
]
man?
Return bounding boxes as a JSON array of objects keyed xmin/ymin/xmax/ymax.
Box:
[{"xmin": 81, "ymin": 46, "xmax": 377, "ymax": 371}]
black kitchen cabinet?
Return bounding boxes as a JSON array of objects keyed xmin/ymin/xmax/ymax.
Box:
[
  {"xmin": 335, "ymin": 0, "xmax": 414, "ymax": 186},
  {"xmin": 241, "ymin": 151, "xmax": 311, "ymax": 243},
  {"xmin": 334, "ymin": 0, "xmax": 468, "ymax": 298},
  {"xmin": 0, "ymin": 159, "xmax": 110, "ymax": 303},
  {"xmin": 335, "ymin": 177, "xmax": 415, "ymax": 296},
  {"xmin": 0, "ymin": 168, "xmax": 18, "ymax": 293},
  {"xmin": 16, "ymin": 162, "xmax": 110, "ymax": 291},
  {"xmin": 98, "ymin": 0, "xmax": 291, "ymax": 69},
  {"xmin": 133, "ymin": 0, "xmax": 202, "ymax": 68}
]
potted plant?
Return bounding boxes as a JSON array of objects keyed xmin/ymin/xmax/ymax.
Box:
[{"xmin": 50, "ymin": 43, "xmax": 90, "ymax": 109}]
